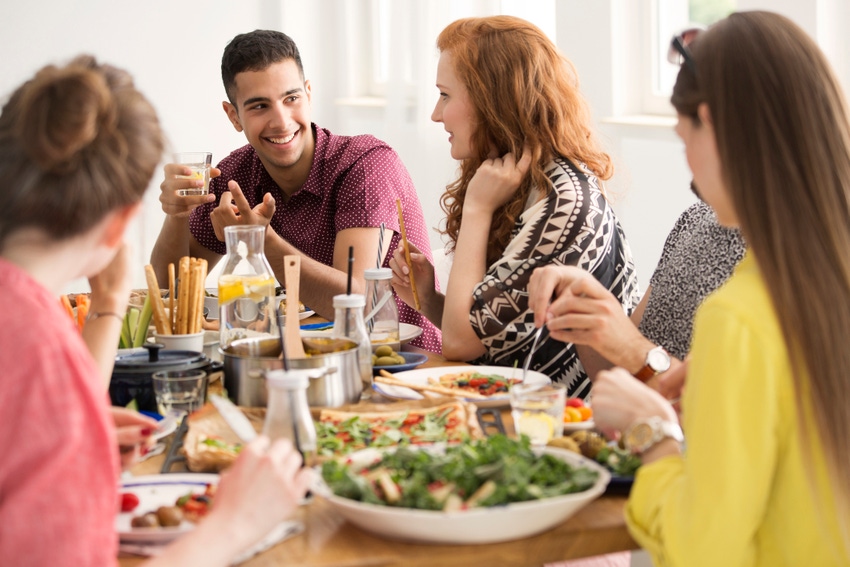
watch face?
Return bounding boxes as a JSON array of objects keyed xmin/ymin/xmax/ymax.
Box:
[
  {"xmin": 627, "ymin": 422, "xmax": 654, "ymax": 451},
  {"xmin": 647, "ymin": 348, "xmax": 671, "ymax": 373}
]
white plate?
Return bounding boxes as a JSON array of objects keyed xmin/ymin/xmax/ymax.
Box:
[
  {"xmin": 273, "ymin": 294, "xmax": 315, "ymax": 320},
  {"xmin": 563, "ymin": 419, "xmax": 595, "ymax": 432},
  {"xmin": 372, "ymin": 365, "xmax": 550, "ymax": 409},
  {"xmin": 315, "ymin": 446, "xmax": 610, "ymax": 544},
  {"xmin": 302, "ymin": 322, "xmax": 424, "ymax": 347},
  {"xmin": 116, "ymin": 473, "xmax": 219, "ymax": 543}
]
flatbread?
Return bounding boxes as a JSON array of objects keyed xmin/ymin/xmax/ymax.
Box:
[{"xmin": 183, "ymin": 403, "xmax": 264, "ymax": 472}]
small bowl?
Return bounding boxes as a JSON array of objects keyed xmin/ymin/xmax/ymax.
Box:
[
  {"xmin": 153, "ymin": 331, "xmax": 205, "ymax": 353},
  {"xmin": 372, "ymin": 352, "xmax": 428, "ymax": 375}
]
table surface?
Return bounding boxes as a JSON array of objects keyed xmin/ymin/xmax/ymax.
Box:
[{"xmin": 118, "ymin": 344, "xmax": 637, "ymax": 566}]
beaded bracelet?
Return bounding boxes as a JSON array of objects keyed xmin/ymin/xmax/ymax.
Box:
[{"xmin": 85, "ymin": 311, "xmax": 125, "ymax": 323}]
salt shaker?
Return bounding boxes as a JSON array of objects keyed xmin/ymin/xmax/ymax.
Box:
[
  {"xmin": 331, "ymin": 294, "xmax": 373, "ymax": 399},
  {"xmin": 263, "ymin": 369, "xmax": 317, "ymax": 462},
  {"xmin": 364, "ymin": 268, "xmax": 400, "ymax": 351}
]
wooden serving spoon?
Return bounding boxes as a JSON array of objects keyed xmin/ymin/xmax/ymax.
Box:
[{"xmin": 283, "ymin": 255, "xmax": 306, "ymax": 359}]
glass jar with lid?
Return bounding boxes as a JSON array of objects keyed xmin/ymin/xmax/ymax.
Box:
[
  {"xmin": 331, "ymin": 294, "xmax": 373, "ymax": 398},
  {"xmin": 364, "ymin": 268, "xmax": 400, "ymax": 352},
  {"xmin": 218, "ymin": 225, "xmax": 277, "ymax": 348}
]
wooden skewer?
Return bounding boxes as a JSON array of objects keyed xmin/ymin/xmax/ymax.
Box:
[
  {"xmin": 396, "ymin": 199, "xmax": 420, "ymax": 311},
  {"xmin": 376, "ymin": 370, "xmax": 487, "ymax": 399},
  {"xmin": 144, "ymin": 265, "xmax": 171, "ymax": 335}
]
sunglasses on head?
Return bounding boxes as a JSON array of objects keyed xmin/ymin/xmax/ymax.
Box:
[{"xmin": 667, "ymin": 27, "xmax": 704, "ymax": 71}]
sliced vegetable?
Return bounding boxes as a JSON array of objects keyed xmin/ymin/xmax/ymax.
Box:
[
  {"xmin": 60, "ymin": 295, "xmax": 75, "ymax": 323},
  {"xmin": 75, "ymin": 294, "xmax": 90, "ymax": 331}
]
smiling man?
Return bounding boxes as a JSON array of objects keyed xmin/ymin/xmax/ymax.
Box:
[{"xmin": 150, "ymin": 30, "xmax": 441, "ymax": 352}]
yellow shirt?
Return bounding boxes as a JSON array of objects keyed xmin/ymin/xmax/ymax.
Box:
[{"xmin": 625, "ymin": 253, "xmax": 848, "ymax": 566}]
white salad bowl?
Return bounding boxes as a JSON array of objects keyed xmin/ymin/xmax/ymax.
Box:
[{"xmin": 313, "ymin": 444, "xmax": 611, "ymax": 545}]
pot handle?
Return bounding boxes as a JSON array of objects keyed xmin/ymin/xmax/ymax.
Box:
[{"xmin": 309, "ymin": 366, "xmax": 336, "ymax": 379}]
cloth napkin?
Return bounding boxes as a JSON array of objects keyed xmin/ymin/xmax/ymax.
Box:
[{"xmin": 119, "ymin": 520, "xmax": 304, "ymax": 564}]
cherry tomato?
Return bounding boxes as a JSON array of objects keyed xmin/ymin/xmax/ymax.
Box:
[
  {"xmin": 566, "ymin": 398, "xmax": 585, "ymax": 408},
  {"xmin": 578, "ymin": 406, "xmax": 593, "ymax": 421},
  {"xmin": 120, "ymin": 492, "xmax": 140, "ymax": 513}
]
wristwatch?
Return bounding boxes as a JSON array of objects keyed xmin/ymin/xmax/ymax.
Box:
[
  {"xmin": 634, "ymin": 345, "xmax": 671, "ymax": 382},
  {"xmin": 623, "ymin": 416, "xmax": 684, "ymax": 455}
]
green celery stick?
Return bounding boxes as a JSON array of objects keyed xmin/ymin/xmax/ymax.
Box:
[
  {"xmin": 127, "ymin": 307, "xmax": 140, "ymax": 343},
  {"xmin": 119, "ymin": 309, "xmax": 132, "ymax": 349},
  {"xmin": 132, "ymin": 295, "xmax": 154, "ymax": 348}
]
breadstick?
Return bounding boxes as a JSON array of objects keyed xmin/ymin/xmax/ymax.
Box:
[
  {"xmin": 144, "ymin": 265, "xmax": 171, "ymax": 335},
  {"xmin": 396, "ymin": 199, "xmax": 420, "ymax": 311},
  {"xmin": 177, "ymin": 256, "xmax": 191, "ymax": 334},
  {"xmin": 186, "ymin": 259, "xmax": 199, "ymax": 334},
  {"xmin": 194, "ymin": 258, "xmax": 208, "ymax": 333},
  {"xmin": 376, "ymin": 370, "xmax": 487, "ymax": 399},
  {"xmin": 168, "ymin": 263, "xmax": 176, "ymax": 334}
]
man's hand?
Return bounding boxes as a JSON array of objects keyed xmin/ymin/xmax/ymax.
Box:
[
  {"xmin": 158, "ymin": 163, "xmax": 218, "ymax": 217},
  {"xmin": 211, "ymin": 180, "xmax": 276, "ymax": 241}
]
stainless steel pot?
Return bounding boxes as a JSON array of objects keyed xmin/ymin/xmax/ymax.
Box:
[{"xmin": 220, "ymin": 336, "xmax": 363, "ymax": 407}]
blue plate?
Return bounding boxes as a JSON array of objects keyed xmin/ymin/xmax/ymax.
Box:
[
  {"xmin": 605, "ymin": 473, "xmax": 635, "ymax": 495},
  {"xmin": 372, "ymin": 352, "xmax": 429, "ymax": 375}
]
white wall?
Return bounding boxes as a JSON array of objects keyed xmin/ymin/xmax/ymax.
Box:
[{"xmin": 4, "ymin": 0, "xmax": 847, "ymax": 293}]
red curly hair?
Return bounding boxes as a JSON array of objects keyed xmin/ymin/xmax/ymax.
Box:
[{"xmin": 436, "ymin": 16, "xmax": 612, "ymax": 265}]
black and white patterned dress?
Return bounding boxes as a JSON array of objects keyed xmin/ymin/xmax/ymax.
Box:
[
  {"xmin": 469, "ymin": 156, "xmax": 640, "ymax": 398},
  {"xmin": 638, "ymin": 201, "xmax": 747, "ymax": 359}
]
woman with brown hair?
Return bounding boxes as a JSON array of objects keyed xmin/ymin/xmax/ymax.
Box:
[
  {"xmin": 584, "ymin": 11, "xmax": 850, "ymax": 565},
  {"xmin": 0, "ymin": 56, "xmax": 311, "ymax": 566},
  {"xmin": 391, "ymin": 16, "xmax": 639, "ymax": 396}
]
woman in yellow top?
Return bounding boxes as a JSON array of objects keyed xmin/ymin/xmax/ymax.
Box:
[{"xmin": 532, "ymin": 11, "xmax": 850, "ymax": 566}]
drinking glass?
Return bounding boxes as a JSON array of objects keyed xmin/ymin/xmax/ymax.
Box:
[
  {"xmin": 152, "ymin": 369, "xmax": 208, "ymax": 416},
  {"xmin": 174, "ymin": 152, "xmax": 213, "ymax": 196},
  {"xmin": 510, "ymin": 382, "xmax": 566, "ymax": 446}
]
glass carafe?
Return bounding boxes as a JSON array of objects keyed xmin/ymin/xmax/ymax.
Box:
[
  {"xmin": 364, "ymin": 268, "xmax": 400, "ymax": 351},
  {"xmin": 263, "ymin": 369, "xmax": 317, "ymax": 464},
  {"xmin": 218, "ymin": 225, "xmax": 277, "ymax": 348},
  {"xmin": 331, "ymin": 294, "xmax": 373, "ymax": 399}
]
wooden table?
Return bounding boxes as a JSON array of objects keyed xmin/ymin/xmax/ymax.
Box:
[{"xmin": 118, "ymin": 347, "xmax": 637, "ymax": 566}]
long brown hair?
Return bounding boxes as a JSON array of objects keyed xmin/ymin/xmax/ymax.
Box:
[
  {"xmin": 0, "ymin": 55, "xmax": 164, "ymax": 248},
  {"xmin": 436, "ymin": 16, "xmax": 612, "ymax": 265},
  {"xmin": 673, "ymin": 11, "xmax": 850, "ymax": 538}
]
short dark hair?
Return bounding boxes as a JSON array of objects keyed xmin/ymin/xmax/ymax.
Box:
[{"xmin": 221, "ymin": 29, "xmax": 304, "ymax": 104}]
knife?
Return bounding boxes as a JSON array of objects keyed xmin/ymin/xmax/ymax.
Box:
[{"xmin": 210, "ymin": 395, "xmax": 258, "ymax": 444}]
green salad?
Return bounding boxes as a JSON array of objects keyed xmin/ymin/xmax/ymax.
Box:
[
  {"xmin": 595, "ymin": 445, "xmax": 641, "ymax": 477},
  {"xmin": 321, "ymin": 434, "xmax": 599, "ymax": 511}
]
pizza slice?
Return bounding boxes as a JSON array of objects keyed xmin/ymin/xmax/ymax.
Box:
[
  {"xmin": 429, "ymin": 371, "xmax": 521, "ymax": 397},
  {"xmin": 316, "ymin": 400, "xmax": 483, "ymax": 457}
]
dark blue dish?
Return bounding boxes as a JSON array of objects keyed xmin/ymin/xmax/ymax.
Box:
[{"xmin": 372, "ymin": 352, "xmax": 429, "ymax": 375}]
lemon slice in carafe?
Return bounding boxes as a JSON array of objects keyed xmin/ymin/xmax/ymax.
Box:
[{"xmin": 516, "ymin": 412, "xmax": 556, "ymax": 443}]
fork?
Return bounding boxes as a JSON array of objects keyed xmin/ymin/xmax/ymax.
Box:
[{"xmin": 522, "ymin": 326, "xmax": 545, "ymax": 382}]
